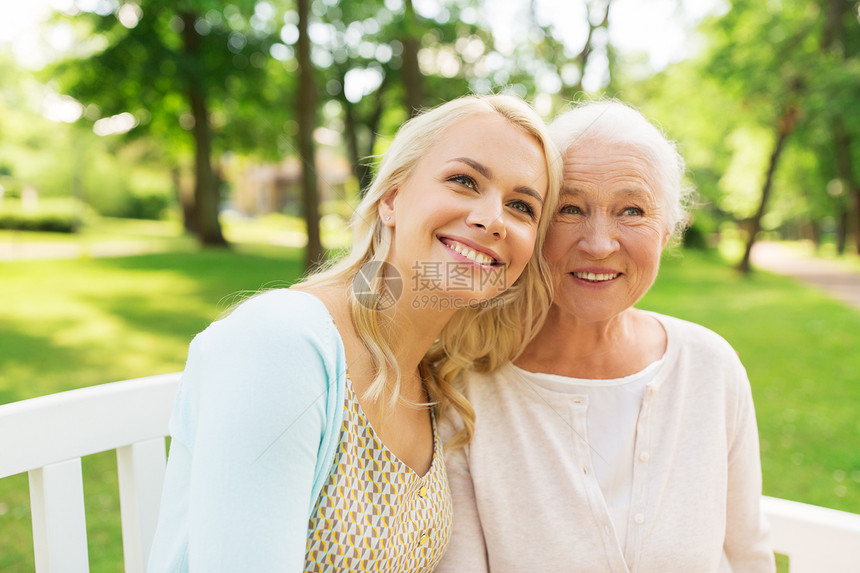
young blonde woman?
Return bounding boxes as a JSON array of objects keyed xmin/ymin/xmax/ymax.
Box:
[{"xmin": 146, "ymin": 94, "xmax": 561, "ymax": 573}]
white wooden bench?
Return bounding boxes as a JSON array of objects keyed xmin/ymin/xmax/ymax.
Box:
[
  {"xmin": 0, "ymin": 373, "xmax": 180, "ymax": 573},
  {"xmin": 1, "ymin": 374, "xmax": 859, "ymax": 572},
  {"xmin": 763, "ymin": 495, "xmax": 860, "ymax": 572}
]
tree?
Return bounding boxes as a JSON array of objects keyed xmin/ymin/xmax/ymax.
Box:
[
  {"xmin": 296, "ymin": 0, "xmax": 323, "ymax": 269},
  {"xmin": 53, "ymin": 0, "xmax": 277, "ymax": 246},
  {"xmin": 535, "ymin": 0, "xmax": 613, "ymax": 97},
  {"xmin": 400, "ymin": 0, "xmax": 424, "ymax": 117},
  {"xmin": 317, "ymin": 0, "xmax": 484, "ymax": 195},
  {"xmin": 476, "ymin": 0, "xmax": 619, "ymax": 120},
  {"xmin": 318, "ymin": 0, "xmax": 400, "ymax": 195},
  {"xmin": 179, "ymin": 10, "xmax": 223, "ymax": 245},
  {"xmin": 702, "ymin": 0, "xmax": 820, "ymax": 271},
  {"xmin": 737, "ymin": 102, "xmax": 801, "ymax": 272},
  {"xmin": 819, "ymin": 0, "xmax": 860, "ymax": 254}
]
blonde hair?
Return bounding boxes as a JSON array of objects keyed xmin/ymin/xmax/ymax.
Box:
[
  {"xmin": 300, "ymin": 94, "xmax": 562, "ymax": 448},
  {"xmin": 549, "ymin": 100, "xmax": 693, "ymax": 241}
]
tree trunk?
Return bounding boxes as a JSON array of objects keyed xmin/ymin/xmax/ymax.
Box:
[
  {"xmin": 809, "ymin": 219, "xmax": 821, "ymax": 249},
  {"xmin": 832, "ymin": 116, "xmax": 860, "ymax": 256},
  {"xmin": 823, "ymin": 0, "xmax": 859, "ymax": 255},
  {"xmin": 297, "ymin": 0, "xmax": 323, "ymax": 270},
  {"xmin": 181, "ymin": 12, "xmax": 226, "ymax": 247},
  {"xmin": 337, "ymin": 68, "xmax": 390, "ymax": 197},
  {"xmin": 850, "ymin": 186, "xmax": 860, "ymax": 255},
  {"xmin": 401, "ymin": 0, "xmax": 423, "ymax": 117},
  {"xmin": 342, "ymin": 100, "xmax": 377, "ymax": 197},
  {"xmin": 360, "ymin": 85, "xmax": 387, "ymax": 193},
  {"xmin": 572, "ymin": 0, "xmax": 612, "ymax": 94},
  {"xmin": 341, "ymin": 87, "xmax": 361, "ymax": 189},
  {"xmin": 172, "ymin": 165, "xmax": 196, "ymax": 234},
  {"xmin": 836, "ymin": 206, "xmax": 848, "ymax": 255},
  {"xmin": 737, "ymin": 105, "xmax": 799, "ymax": 273}
]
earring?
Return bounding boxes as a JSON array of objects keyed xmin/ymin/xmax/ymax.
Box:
[{"xmin": 385, "ymin": 216, "xmax": 391, "ymax": 221}]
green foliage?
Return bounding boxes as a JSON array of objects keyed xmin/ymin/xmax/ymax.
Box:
[
  {"xmin": 50, "ymin": 0, "xmax": 283, "ymax": 158},
  {"xmin": 624, "ymin": 0, "xmax": 860, "ymax": 249},
  {"xmin": 77, "ymin": 157, "xmax": 175, "ymax": 220},
  {"xmin": 4, "ymin": 0, "xmax": 858, "ymax": 254},
  {"xmin": 680, "ymin": 223, "xmax": 709, "ymax": 249},
  {"xmin": 0, "ymin": 199, "xmax": 83, "ymax": 233},
  {"xmin": 309, "ymin": 0, "xmax": 486, "ymax": 191},
  {"xmin": 121, "ymin": 187, "xmax": 173, "ymax": 220},
  {"xmin": 704, "ymin": 0, "xmax": 814, "ymax": 109},
  {"xmin": 0, "ymin": 53, "xmax": 177, "ymax": 222},
  {"xmin": 0, "ymin": 74, "xmax": 78, "ymax": 199},
  {"xmin": 44, "ymin": 0, "xmax": 296, "ymax": 245}
]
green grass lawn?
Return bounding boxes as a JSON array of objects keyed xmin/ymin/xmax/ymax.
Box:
[
  {"xmin": 640, "ymin": 248, "xmax": 860, "ymax": 514},
  {"xmin": 0, "ymin": 241, "xmax": 858, "ymax": 571}
]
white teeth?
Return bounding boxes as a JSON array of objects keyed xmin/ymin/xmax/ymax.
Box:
[
  {"xmin": 574, "ymin": 272, "xmax": 619, "ymax": 282},
  {"xmin": 445, "ymin": 240, "xmax": 494, "ymax": 265}
]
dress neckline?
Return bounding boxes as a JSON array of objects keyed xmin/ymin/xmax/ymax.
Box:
[{"xmin": 344, "ymin": 373, "xmax": 441, "ymax": 480}]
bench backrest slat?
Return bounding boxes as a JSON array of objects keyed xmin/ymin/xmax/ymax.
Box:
[
  {"xmin": 0, "ymin": 373, "xmax": 180, "ymax": 479},
  {"xmin": 117, "ymin": 439, "xmax": 169, "ymax": 573},
  {"xmin": 29, "ymin": 459, "xmax": 89, "ymax": 573}
]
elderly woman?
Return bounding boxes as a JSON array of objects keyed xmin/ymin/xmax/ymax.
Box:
[{"xmin": 436, "ymin": 101, "xmax": 775, "ymax": 572}]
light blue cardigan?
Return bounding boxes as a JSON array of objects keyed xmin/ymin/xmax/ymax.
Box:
[{"xmin": 147, "ymin": 290, "xmax": 347, "ymax": 572}]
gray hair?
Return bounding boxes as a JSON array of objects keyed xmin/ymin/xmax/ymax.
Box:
[{"xmin": 548, "ymin": 100, "xmax": 693, "ymax": 241}]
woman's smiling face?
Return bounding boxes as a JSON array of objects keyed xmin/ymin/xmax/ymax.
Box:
[
  {"xmin": 544, "ymin": 140, "xmax": 670, "ymax": 325},
  {"xmin": 380, "ymin": 112, "xmax": 549, "ymax": 305}
]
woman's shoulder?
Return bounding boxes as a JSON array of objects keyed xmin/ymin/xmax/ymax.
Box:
[
  {"xmin": 183, "ymin": 288, "xmax": 347, "ymax": 393},
  {"xmin": 201, "ymin": 288, "xmax": 338, "ymax": 348},
  {"xmin": 220, "ymin": 288, "xmax": 332, "ymax": 326},
  {"xmin": 647, "ymin": 311, "xmax": 751, "ymax": 399},
  {"xmin": 450, "ymin": 365, "xmax": 522, "ymax": 412},
  {"xmin": 647, "ymin": 311, "xmax": 739, "ymax": 358},
  {"xmin": 168, "ymin": 289, "xmax": 347, "ymax": 451}
]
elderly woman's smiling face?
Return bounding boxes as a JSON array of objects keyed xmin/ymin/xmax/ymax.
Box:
[{"xmin": 544, "ymin": 140, "xmax": 670, "ymax": 325}]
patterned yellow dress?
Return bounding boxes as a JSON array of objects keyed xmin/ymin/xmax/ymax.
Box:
[{"xmin": 304, "ymin": 376, "xmax": 452, "ymax": 572}]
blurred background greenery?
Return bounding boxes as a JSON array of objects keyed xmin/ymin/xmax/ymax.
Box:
[
  {"xmin": 1, "ymin": 0, "xmax": 859, "ymax": 570},
  {"xmin": 0, "ymin": 0, "xmax": 857, "ymax": 265}
]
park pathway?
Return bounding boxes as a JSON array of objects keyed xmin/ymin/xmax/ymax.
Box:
[
  {"xmin": 751, "ymin": 241, "xmax": 860, "ymax": 311},
  {"xmin": 0, "ymin": 240, "xmax": 174, "ymax": 261}
]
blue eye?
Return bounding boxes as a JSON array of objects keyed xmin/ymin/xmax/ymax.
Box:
[
  {"xmin": 448, "ymin": 174, "xmax": 477, "ymax": 190},
  {"xmin": 509, "ymin": 200, "xmax": 536, "ymax": 219},
  {"xmin": 623, "ymin": 207, "xmax": 644, "ymax": 216}
]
